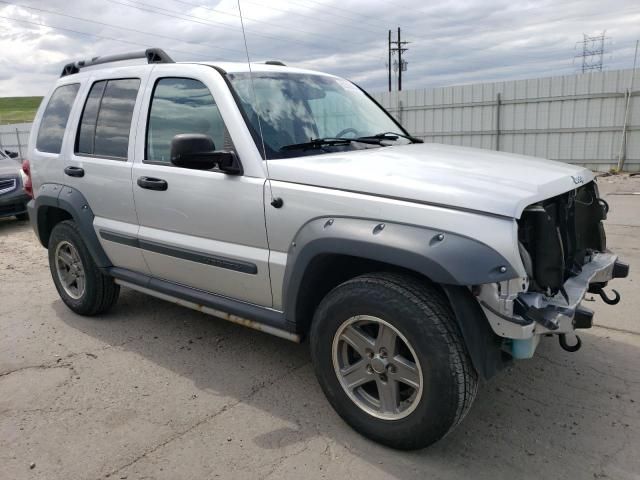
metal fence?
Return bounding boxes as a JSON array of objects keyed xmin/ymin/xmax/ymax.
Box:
[
  {"xmin": 372, "ymin": 68, "xmax": 640, "ymax": 172},
  {"xmin": 3, "ymin": 69, "xmax": 639, "ymax": 171},
  {"xmin": 0, "ymin": 123, "xmax": 31, "ymax": 160}
]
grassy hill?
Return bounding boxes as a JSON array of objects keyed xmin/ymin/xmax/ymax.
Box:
[{"xmin": 0, "ymin": 97, "xmax": 43, "ymax": 124}]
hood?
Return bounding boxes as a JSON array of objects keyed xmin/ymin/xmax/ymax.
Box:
[
  {"xmin": 268, "ymin": 143, "xmax": 593, "ymax": 218},
  {"xmin": 0, "ymin": 155, "xmax": 21, "ymax": 177}
]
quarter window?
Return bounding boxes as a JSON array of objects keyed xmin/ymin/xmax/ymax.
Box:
[
  {"xmin": 146, "ymin": 78, "xmax": 226, "ymax": 163},
  {"xmin": 76, "ymin": 78, "xmax": 140, "ymax": 159},
  {"xmin": 36, "ymin": 84, "xmax": 80, "ymax": 154}
]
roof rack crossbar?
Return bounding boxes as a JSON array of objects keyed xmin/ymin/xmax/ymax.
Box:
[{"xmin": 61, "ymin": 48, "xmax": 174, "ymax": 77}]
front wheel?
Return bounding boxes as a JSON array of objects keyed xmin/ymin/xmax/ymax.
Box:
[{"xmin": 310, "ymin": 272, "xmax": 478, "ymax": 450}]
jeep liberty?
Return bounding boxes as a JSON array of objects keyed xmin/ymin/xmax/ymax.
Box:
[{"xmin": 25, "ymin": 49, "xmax": 629, "ymax": 449}]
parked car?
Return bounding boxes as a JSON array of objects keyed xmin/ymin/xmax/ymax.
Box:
[
  {"xmin": 25, "ymin": 49, "xmax": 629, "ymax": 450},
  {"xmin": 0, "ymin": 148, "xmax": 29, "ymax": 220}
]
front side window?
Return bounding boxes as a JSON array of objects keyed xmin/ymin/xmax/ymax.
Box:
[
  {"xmin": 36, "ymin": 83, "xmax": 80, "ymax": 154},
  {"xmin": 146, "ymin": 78, "xmax": 226, "ymax": 163},
  {"xmin": 76, "ymin": 78, "xmax": 140, "ymax": 159},
  {"xmin": 227, "ymin": 73, "xmax": 409, "ymax": 159}
]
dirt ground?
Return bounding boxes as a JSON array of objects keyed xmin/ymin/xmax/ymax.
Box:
[{"xmin": 1, "ymin": 175, "xmax": 639, "ymax": 480}]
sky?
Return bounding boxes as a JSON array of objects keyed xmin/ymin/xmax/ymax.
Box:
[{"xmin": 0, "ymin": 0, "xmax": 639, "ymax": 97}]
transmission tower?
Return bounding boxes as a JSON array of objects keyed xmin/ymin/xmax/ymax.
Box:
[{"xmin": 576, "ymin": 31, "xmax": 609, "ymax": 72}]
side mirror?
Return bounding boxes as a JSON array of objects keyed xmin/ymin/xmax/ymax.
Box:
[{"xmin": 170, "ymin": 134, "xmax": 242, "ymax": 175}]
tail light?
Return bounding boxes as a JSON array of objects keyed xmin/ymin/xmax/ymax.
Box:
[{"xmin": 21, "ymin": 159, "xmax": 33, "ymax": 198}]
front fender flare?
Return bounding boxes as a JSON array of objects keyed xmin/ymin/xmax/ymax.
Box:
[{"xmin": 282, "ymin": 217, "xmax": 517, "ymax": 324}]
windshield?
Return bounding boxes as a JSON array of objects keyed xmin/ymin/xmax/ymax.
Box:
[{"xmin": 227, "ymin": 72, "xmax": 410, "ymax": 159}]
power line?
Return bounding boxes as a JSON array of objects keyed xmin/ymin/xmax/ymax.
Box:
[
  {"xmin": 278, "ymin": 0, "xmax": 390, "ymax": 31},
  {"xmin": 240, "ymin": 0, "xmax": 384, "ymax": 36},
  {"xmin": 107, "ymin": 0, "xmax": 383, "ymax": 61},
  {"xmin": 170, "ymin": 0, "xmax": 384, "ymax": 38},
  {"xmin": 0, "ymin": 1, "xmax": 242, "ymax": 59},
  {"xmin": 0, "ymin": 13, "xmax": 211, "ymax": 60}
]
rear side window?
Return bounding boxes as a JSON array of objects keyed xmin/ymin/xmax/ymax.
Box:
[
  {"xmin": 36, "ymin": 84, "xmax": 80, "ymax": 154},
  {"xmin": 76, "ymin": 78, "xmax": 140, "ymax": 159},
  {"xmin": 146, "ymin": 78, "xmax": 225, "ymax": 163}
]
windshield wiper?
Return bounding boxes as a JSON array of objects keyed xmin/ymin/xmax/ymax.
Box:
[
  {"xmin": 355, "ymin": 132, "xmax": 424, "ymax": 144},
  {"xmin": 279, "ymin": 137, "xmax": 381, "ymax": 152}
]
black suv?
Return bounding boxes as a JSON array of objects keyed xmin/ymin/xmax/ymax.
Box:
[{"xmin": 0, "ymin": 149, "xmax": 29, "ymax": 220}]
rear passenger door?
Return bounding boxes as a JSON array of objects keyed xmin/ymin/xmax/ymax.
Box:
[{"xmin": 64, "ymin": 71, "xmax": 149, "ymax": 274}]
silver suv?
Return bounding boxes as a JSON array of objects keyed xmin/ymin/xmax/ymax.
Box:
[{"xmin": 26, "ymin": 49, "xmax": 628, "ymax": 450}]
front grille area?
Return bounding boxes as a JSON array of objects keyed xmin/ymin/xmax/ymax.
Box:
[
  {"xmin": 518, "ymin": 182, "xmax": 607, "ymax": 294},
  {"xmin": 0, "ymin": 177, "xmax": 17, "ymax": 195}
]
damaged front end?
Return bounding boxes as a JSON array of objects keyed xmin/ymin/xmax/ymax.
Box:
[{"xmin": 478, "ymin": 181, "xmax": 629, "ymax": 359}]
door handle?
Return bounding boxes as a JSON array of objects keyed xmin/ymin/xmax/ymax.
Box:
[
  {"xmin": 64, "ymin": 166, "xmax": 84, "ymax": 178},
  {"xmin": 137, "ymin": 176, "xmax": 168, "ymax": 191}
]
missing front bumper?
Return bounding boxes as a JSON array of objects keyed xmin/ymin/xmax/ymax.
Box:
[{"xmin": 479, "ymin": 252, "xmax": 628, "ymax": 343}]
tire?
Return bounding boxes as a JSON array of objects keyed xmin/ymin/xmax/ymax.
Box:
[
  {"xmin": 48, "ymin": 220, "xmax": 120, "ymax": 316},
  {"xmin": 15, "ymin": 212, "xmax": 28, "ymax": 221},
  {"xmin": 310, "ymin": 272, "xmax": 478, "ymax": 450}
]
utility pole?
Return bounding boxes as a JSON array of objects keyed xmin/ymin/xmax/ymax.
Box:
[
  {"xmin": 575, "ymin": 31, "xmax": 609, "ymax": 72},
  {"xmin": 388, "ymin": 30, "xmax": 392, "ymax": 92},
  {"xmin": 617, "ymin": 39, "xmax": 639, "ymax": 171},
  {"xmin": 389, "ymin": 27, "xmax": 409, "ymax": 91},
  {"xmin": 398, "ymin": 27, "xmax": 403, "ymax": 91}
]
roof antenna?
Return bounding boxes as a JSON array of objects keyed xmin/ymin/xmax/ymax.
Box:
[{"xmin": 237, "ymin": 0, "xmax": 282, "ymax": 208}]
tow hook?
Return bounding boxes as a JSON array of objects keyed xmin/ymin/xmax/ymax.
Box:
[
  {"xmin": 592, "ymin": 287, "xmax": 621, "ymax": 305},
  {"xmin": 559, "ymin": 334, "xmax": 582, "ymax": 352}
]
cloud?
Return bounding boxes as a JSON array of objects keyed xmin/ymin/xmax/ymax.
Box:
[{"xmin": 0, "ymin": 0, "xmax": 639, "ymax": 97}]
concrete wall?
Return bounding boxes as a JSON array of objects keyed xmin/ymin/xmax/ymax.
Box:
[{"xmin": 372, "ymin": 69, "xmax": 640, "ymax": 172}]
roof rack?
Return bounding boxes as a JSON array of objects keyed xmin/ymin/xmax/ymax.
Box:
[
  {"xmin": 60, "ymin": 48, "xmax": 174, "ymax": 77},
  {"xmin": 264, "ymin": 60, "xmax": 286, "ymax": 66}
]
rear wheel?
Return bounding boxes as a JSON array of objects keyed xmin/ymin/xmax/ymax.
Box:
[
  {"xmin": 48, "ymin": 220, "xmax": 119, "ymax": 315},
  {"xmin": 310, "ymin": 272, "xmax": 478, "ymax": 450}
]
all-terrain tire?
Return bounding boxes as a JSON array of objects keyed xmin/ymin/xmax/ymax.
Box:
[
  {"xmin": 48, "ymin": 220, "xmax": 119, "ymax": 316},
  {"xmin": 310, "ymin": 272, "xmax": 478, "ymax": 450}
]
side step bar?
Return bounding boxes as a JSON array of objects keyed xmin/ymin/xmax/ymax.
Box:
[{"xmin": 109, "ymin": 267, "xmax": 301, "ymax": 343}]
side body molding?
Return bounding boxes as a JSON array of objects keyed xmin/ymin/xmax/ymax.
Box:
[
  {"xmin": 29, "ymin": 183, "xmax": 112, "ymax": 268},
  {"xmin": 281, "ymin": 217, "xmax": 518, "ymax": 325}
]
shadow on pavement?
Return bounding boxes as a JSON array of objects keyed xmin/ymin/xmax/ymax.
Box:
[{"xmin": 55, "ymin": 287, "xmax": 640, "ymax": 479}]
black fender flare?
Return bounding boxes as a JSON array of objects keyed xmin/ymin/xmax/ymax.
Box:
[
  {"xmin": 282, "ymin": 216, "xmax": 517, "ymax": 317},
  {"xmin": 281, "ymin": 217, "xmax": 515, "ymax": 379},
  {"xmin": 30, "ymin": 183, "xmax": 112, "ymax": 268},
  {"xmin": 441, "ymin": 285, "xmax": 511, "ymax": 379}
]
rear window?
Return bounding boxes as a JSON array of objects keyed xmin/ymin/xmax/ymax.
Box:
[
  {"xmin": 36, "ymin": 84, "xmax": 80, "ymax": 154},
  {"xmin": 76, "ymin": 78, "xmax": 141, "ymax": 159}
]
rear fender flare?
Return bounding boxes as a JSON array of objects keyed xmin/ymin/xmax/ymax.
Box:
[{"xmin": 32, "ymin": 183, "xmax": 111, "ymax": 268}]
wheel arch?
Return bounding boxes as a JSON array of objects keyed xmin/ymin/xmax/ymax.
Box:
[
  {"xmin": 282, "ymin": 217, "xmax": 514, "ymax": 379},
  {"xmin": 30, "ymin": 183, "xmax": 112, "ymax": 268}
]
